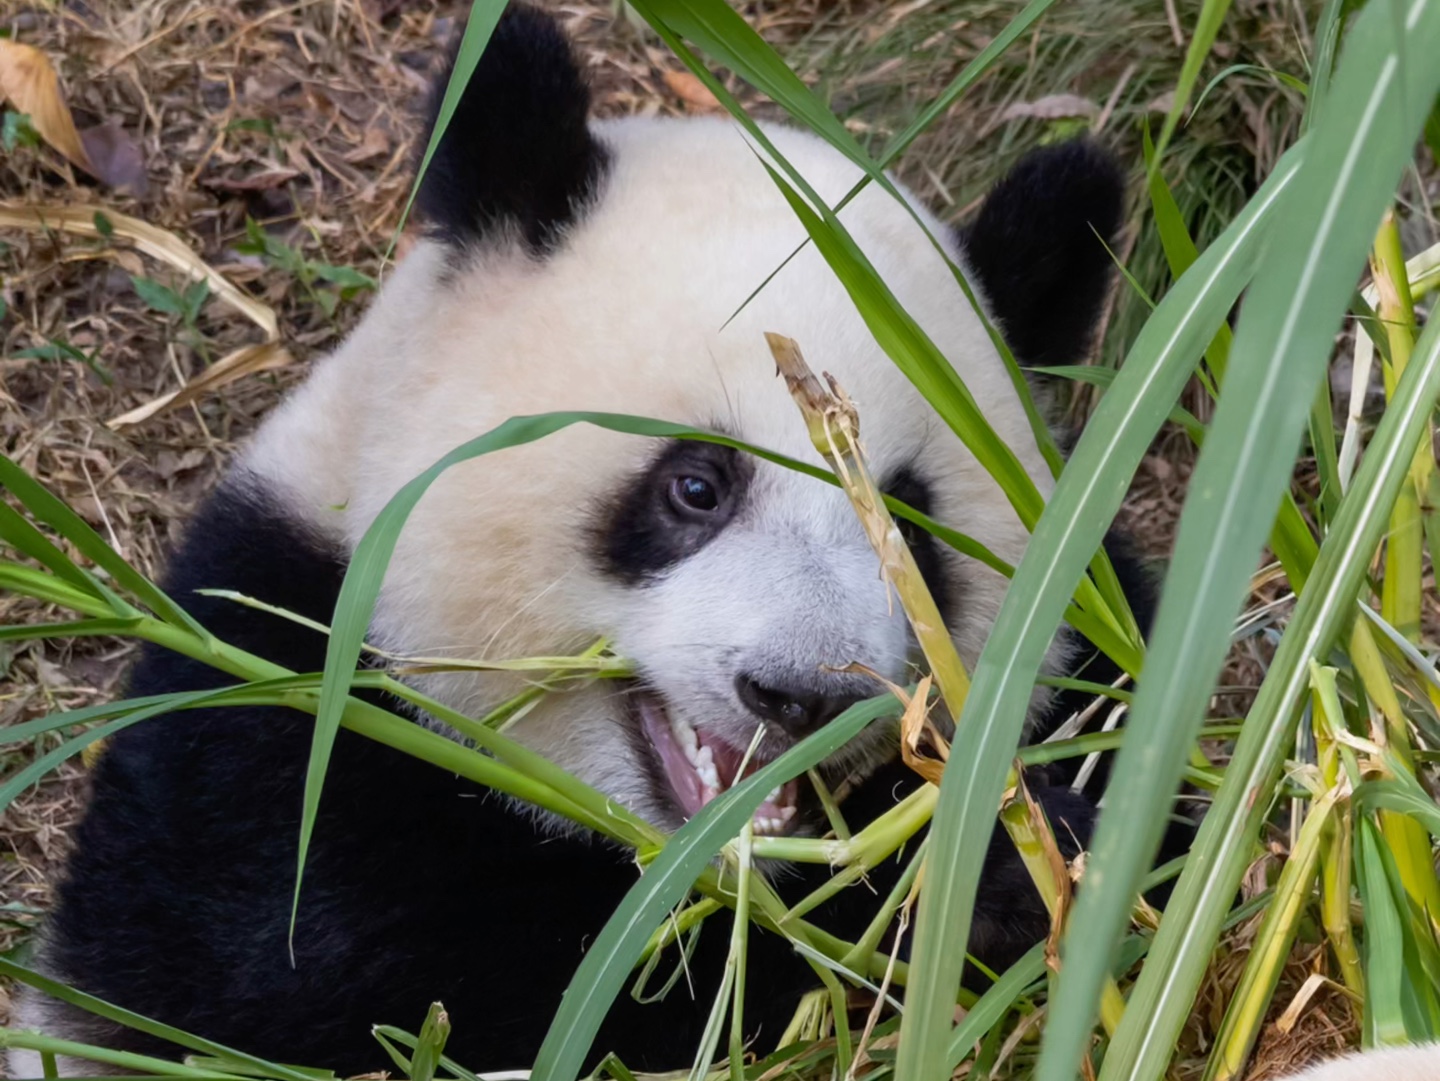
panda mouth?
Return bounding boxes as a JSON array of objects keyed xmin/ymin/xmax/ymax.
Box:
[{"xmin": 634, "ymin": 690, "xmax": 800, "ymax": 835}]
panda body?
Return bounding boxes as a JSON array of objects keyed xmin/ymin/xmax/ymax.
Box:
[{"xmin": 15, "ymin": 5, "xmax": 1167, "ymax": 1076}]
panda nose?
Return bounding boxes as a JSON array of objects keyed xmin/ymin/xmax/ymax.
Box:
[{"xmin": 735, "ymin": 674, "xmax": 862, "ymax": 738}]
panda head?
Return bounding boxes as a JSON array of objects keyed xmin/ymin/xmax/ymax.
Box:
[{"xmin": 243, "ymin": 4, "xmax": 1123, "ymax": 835}]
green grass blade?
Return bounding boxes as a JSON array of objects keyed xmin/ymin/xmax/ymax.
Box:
[
  {"xmin": 0, "ymin": 455, "xmax": 199, "ymax": 633},
  {"xmin": 387, "ymin": 0, "xmax": 505, "ymax": 255},
  {"xmin": 1150, "ymin": 0, "xmax": 1237, "ymax": 171},
  {"xmin": 0, "ymin": 691, "xmax": 185, "ymax": 746},
  {"xmin": 0, "ymin": 681, "xmax": 306, "ymax": 817},
  {"xmin": 0, "ymin": 501, "xmax": 122, "ymax": 609},
  {"xmin": 636, "ymin": 0, "xmax": 871, "ymax": 176},
  {"xmin": 528, "ymin": 694, "xmax": 898, "ymax": 1081},
  {"xmin": 1305, "ymin": 0, "xmax": 1351, "ymax": 132},
  {"xmin": 0, "ymin": 618, "xmax": 148, "ymax": 644},
  {"xmin": 1356, "ymin": 817, "xmax": 1409, "ymax": 1043},
  {"xmin": 1086, "ymin": 174, "xmax": 1440, "ymax": 1081},
  {"xmin": 1357, "ymin": 775, "xmax": 1440, "ymax": 837},
  {"xmin": 894, "ymin": 138, "xmax": 1304, "ymax": 1081},
  {"xmin": 945, "ymin": 943, "xmax": 1045, "ymax": 1070},
  {"xmin": 0, "ymin": 960, "xmax": 318, "ymax": 1081},
  {"xmin": 753, "ymin": 160, "xmax": 1043, "ymax": 527},
  {"xmin": 0, "ymin": 563, "xmax": 118, "ymax": 617}
]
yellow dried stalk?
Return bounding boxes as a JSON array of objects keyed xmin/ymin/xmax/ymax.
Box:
[
  {"xmin": 767, "ymin": 332, "xmax": 1123, "ymax": 1030},
  {"xmin": 1371, "ymin": 212, "xmax": 1427, "ymax": 643},
  {"xmin": 1310, "ymin": 663, "xmax": 1365, "ymax": 997},
  {"xmin": 768, "ymin": 332, "xmax": 969, "ymax": 713},
  {"xmin": 1354, "ymin": 212, "xmax": 1440, "ymax": 922}
]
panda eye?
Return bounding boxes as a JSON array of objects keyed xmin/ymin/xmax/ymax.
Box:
[{"xmin": 669, "ymin": 475, "xmax": 720, "ymax": 515}]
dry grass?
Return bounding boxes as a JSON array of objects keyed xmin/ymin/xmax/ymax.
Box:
[{"xmin": 0, "ymin": 0, "xmax": 1426, "ymax": 1075}]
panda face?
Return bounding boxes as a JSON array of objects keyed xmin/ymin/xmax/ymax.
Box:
[{"xmin": 239, "ymin": 9, "xmax": 1120, "ymax": 836}]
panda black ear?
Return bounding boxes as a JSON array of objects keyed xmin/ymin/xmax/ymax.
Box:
[
  {"xmin": 960, "ymin": 141, "xmax": 1125, "ymax": 369},
  {"xmin": 416, "ymin": 3, "xmax": 608, "ymax": 252}
]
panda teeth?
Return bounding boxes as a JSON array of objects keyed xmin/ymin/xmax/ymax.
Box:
[{"xmin": 692, "ymin": 744, "xmax": 721, "ymax": 792}]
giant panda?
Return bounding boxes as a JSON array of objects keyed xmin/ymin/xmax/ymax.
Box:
[{"xmin": 9, "ymin": 3, "xmax": 1185, "ymax": 1076}]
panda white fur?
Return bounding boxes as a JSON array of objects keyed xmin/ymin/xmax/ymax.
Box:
[
  {"xmin": 6, "ymin": 4, "xmax": 1223, "ymax": 1076},
  {"xmin": 1274, "ymin": 1045, "xmax": 1440, "ymax": 1080}
]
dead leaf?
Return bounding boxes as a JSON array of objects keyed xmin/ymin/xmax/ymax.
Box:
[
  {"xmin": 897, "ymin": 675, "xmax": 947, "ymax": 785},
  {"xmin": 998, "ymin": 93, "xmax": 1099, "ymax": 123},
  {"xmin": 108, "ymin": 342, "xmax": 295, "ymax": 429},
  {"xmin": 204, "ymin": 166, "xmax": 302, "ymax": 192},
  {"xmin": 78, "ymin": 117, "xmax": 148, "ymax": 195},
  {"xmin": 0, "ymin": 202, "xmax": 279, "ymax": 337},
  {"xmin": 342, "ymin": 125, "xmax": 390, "ymax": 164},
  {"xmin": 0, "ymin": 40, "xmax": 93, "ymax": 173},
  {"xmin": 663, "ymin": 70, "xmax": 722, "ymax": 112}
]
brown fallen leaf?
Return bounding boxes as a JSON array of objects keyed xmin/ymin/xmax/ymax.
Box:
[
  {"xmin": 0, "ymin": 202, "xmax": 279, "ymax": 337},
  {"xmin": 204, "ymin": 166, "xmax": 302, "ymax": 193},
  {"xmin": 0, "ymin": 39, "xmax": 93, "ymax": 173},
  {"xmin": 342, "ymin": 125, "xmax": 390, "ymax": 165},
  {"xmin": 0, "ymin": 200, "xmax": 294, "ymax": 424},
  {"xmin": 78, "ymin": 117, "xmax": 148, "ymax": 195},
  {"xmin": 108, "ymin": 341, "xmax": 295, "ymax": 430},
  {"xmin": 997, "ymin": 93, "xmax": 1099, "ymax": 123},
  {"xmin": 663, "ymin": 69, "xmax": 722, "ymax": 112}
]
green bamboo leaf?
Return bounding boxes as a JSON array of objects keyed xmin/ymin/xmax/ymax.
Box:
[
  {"xmin": 635, "ymin": 0, "xmax": 870, "ymax": 175},
  {"xmin": 1357, "ymin": 776, "xmax": 1440, "ymax": 837},
  {"xmin": 1031, "ymin": 365, "xmax": 1207, "ymax": 440},
  {"xmin": 945, "ymin": 943, "xmax": 1045, "ymax": 1070},
  {"xmin": 0, "ymin": 690, "xmax": 182, "ymax": 746},
  {"xmin": 1356, "ymin": 818, "xmax": 1409, "ymax": 1044},
  {"xmin": 1150, "ymin": 0, "xmax": 1236, "ymax": 171},
  {"xmin": 0, "ymin": 959, "xmax": 317, "ymax": 1081},
  {"xmin": 895, "ymin": 142, "xmax": 1303, "ymax": 1081},
  {"xmin": 0, "ymin": 617, "xmax": 147, "ymax": 644},
  {"xmin": 0, "ymin": 683, "xmax": 271, "ymax": 816},
  {"xmin": 0, "ymin": 455, "xmax": 202, "ymax": 633},
  {"xmin": 0, "ymin": 500, "xmax": 120, "ymax": 607},
  {"xmin": 0, "ymin": 1029, "xmax": 251, "ymax": 1080},
  {"xmin": 388, "ymin": 0, "xmax": 506, "ymax": 252},
  {"xmin": 0, "ymin": 561, "xmax": 120, "ymax": 617},
  {"xmin": 528, "ymin": 693, "xmax": 898, "ymax": 1081},
  {"xmin": 1081, "ymin": 42, "xmax": 1440, "ymax": 1067}
]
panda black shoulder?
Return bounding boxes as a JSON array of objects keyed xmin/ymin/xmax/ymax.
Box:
[{"xmin": 126, "ymin": 476, "xmax": 348, "ymax": 694}]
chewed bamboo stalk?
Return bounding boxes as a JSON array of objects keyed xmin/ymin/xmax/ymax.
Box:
[
  {"xmin": 767, "ymin": 331, "xmax": 1126, "ymax": 1029},
  {"xmin": 767, "ymin": 332, "xmax": 969, "ymax": 714}
]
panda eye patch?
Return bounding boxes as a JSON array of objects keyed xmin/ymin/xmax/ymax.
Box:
[{"xmin": 593, "ymin": 439, "xmax": 750, "ymax": 583}]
